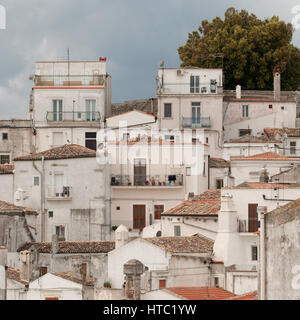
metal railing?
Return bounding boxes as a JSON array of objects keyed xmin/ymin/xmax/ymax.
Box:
[
  {"xmin": 181, "ymin": 116, "xmax": 211, "ymax": 128},
  {"xmin": 238, "ymin": 219, "xmax": 259, "ymax": 233},
  {"xmin": 46, "ymin": 111, "xmax": 101, "ymax": 122},
  {"xmin": 34, "ymin": 75, "xmax": 104, "ymax": 86},
  {"xmin": 111, "ymin": 174, "xmax": 183, "ymax": 187},
  {"xmin": 47, "ymin": 186, "xmax": 72, "ymax": 199}
]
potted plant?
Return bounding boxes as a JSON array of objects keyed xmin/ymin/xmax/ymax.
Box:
[
  {"xmin": 145, "ymin": 180, "xmax": 149, "ymax": 186},
  {"xmin": 162, "ymin": 181, "xmax": 166, "ymax": 186},
  {"xmin": 111, "ymin": 225, "xmax": 118, "ymax": 231},
  {"xmin": 151, "ymin": 177, "xmax": 156, "ymax": 186},
  {"xmin": 104, "ymin": 282, "xmax": 111, "ymax": 288}
]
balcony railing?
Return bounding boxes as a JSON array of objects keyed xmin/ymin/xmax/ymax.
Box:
[
  {"xmin": 182, "ymin": 117, "xmax": 211, "ymax": 128},
  {"xmin": 34, "ymin": 75, "xmax": 104, "ymax": 86},
  {"xmin": 111, "ymin": 174, "xmax": 183, "ymax": 187},
  {"xmin": 46, "ymin": 111, "xmax": 101, "ymax": 122},
  {"xmin": 238, "ymin": 219, "xmax": 258, "ymax": 233},
  {"xmin": 47, "ymin": 186, "xmax": 72, "ymax": 200}
]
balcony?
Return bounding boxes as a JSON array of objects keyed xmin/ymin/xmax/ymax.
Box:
[
  {"xmin": 46, "ymin": 111, "xmax": 101, "ymax": 122},
  {"xmin": 238, "ymin": 219, "xmax": 258, "ymax": 233},
  {"xmin": 34, "ymin": 75, "xmax": 104, "ymax": 87},
  {"xmin": 47, "ymin": 186, "xmax": 72, "ymax": 200},
  {"xmin": 111, "ymin": 174, "xmax": 183, "ymax": 187},
  {"xmin": 182, "ymin": 117, "xmax": 211, "ymax": 129}
]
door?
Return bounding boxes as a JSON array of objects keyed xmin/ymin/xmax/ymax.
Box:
[
  {"xmin": 54, "ymin": 173, "xmax": 64, "ymax": 196},
  {"xmin": 133, "ymin": 205, "xmax": 146, "ymax": 230},
  {"xmin": 53, "ymin": 100, "xmax": 63, "ymax": 121},
  {"xmin": 134, "ymin": 159, "xmax": 146, "ymax": 186},
  {"xmin": 86, "ymin": 100, "xmax": 96, "ymax": 121},
  {"xmin": 192, "ymin": 102, "xmax": 201, "ymax": 124},
  {"xmin": 248, "ymin": 203, "xmax": 258, "ymax": 232}
]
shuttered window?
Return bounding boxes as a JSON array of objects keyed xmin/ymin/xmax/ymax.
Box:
[
  {"xmin": 248, "ymin": 203, "xmax": 258, "ymax": 232},
  {"xmin": 133, "ymin": 205, "xmax": 146, "ymax": 230}
]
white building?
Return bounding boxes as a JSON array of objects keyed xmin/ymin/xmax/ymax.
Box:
[
  {"xmin": 0, "ymin": 164, "xmax": 14, "ymax": 203},
  {"xmin": 29, "ymin": 58, "xmax": 111, "ymax": 154},
  {"xmin": 13, "ymin": 144, "xmax": 111, "ymax": 242}
]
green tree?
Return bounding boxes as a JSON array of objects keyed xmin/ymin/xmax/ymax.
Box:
[{"xmin": 178, "ymin": 7, "xmax": 300, "ymax": 90}]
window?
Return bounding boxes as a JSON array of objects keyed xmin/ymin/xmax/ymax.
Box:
[
  {"xmin": 281, "ymin": 106, "xmax": 285, "ymax": 110},
  {"xmin": 85, "ymin": 132, "xmax": 97, "ymax": 151},
  {"xmin": 39, "ymin": 267, "xmax": 48, "ymax": 277},
  {"xmin": 48, "ymin": 211, "xmax": 54, "ymax": 218},
  {"xmin": 133, "ymin": 205, "xmax": 146, "ymax": 230},
  {"xmin": 52, "ymin": 132, "xmax": 64, "ymax": 147},
  {"xmin": 164, "ymin": 103, "xmax": 172, "ymax": 118},
  {"xmin": 2, "ymin": 133, "xmax": 8, "ymax": 140},
  {"xmin": 0, "ymin": 154, "xmax": 10, "ymax": 164},
  {"xmin": 214, "ymin": 277, "xmax": 219, "ymax": 287},
  {"xmin": 290, "ymin": 141, "xmax": 296, "ymax": 155},
  {"xmin": 134, "ymin": 159, "xmax": 147, "ymax": 185},
  {"xmin": 269, "ymin": 104, "xmax": 273, "ymax": 109},
  {"xmin": 186, "ymin": 167, "xmax": 191, "ymax": 176},
  {"xmin": 33, "ymin": 176, "xmax": 40, "ymax": 186},
  {"xmin": 248, "ymin": 203, "xmax": 258, "ymax": 232},
  {"xmin": 56, "ymin": 225, "xmax": 65, "ymax": 239},
  {"xmin": 210, "ymin": 79, "xmax": 217, "ymax": 93},
  {"xmin": 192, "ymin": 102, "xmax": 201, "ymax": 124},
  {"xmin": 165, "ymin": 135, "xmax": 175, "ymax": 142},
  {"xmin": 159, "ymin": 279, "xmax": 166, "ymax": 289},
  {"xmin": 201, "ymin": 87, "xmax": 207, "ymax": 93},
  {"xmin": 206, "ymin": 137, "xmax": 209, "ymax": 144},
  {"xmin": 190, "ymin": 75, "xmax": 200, "ymax": 93},
  {"xmin": 216, "ymin": 179, "xmax": 223, "ymax": 189},
  {"xmin": 242, "ymin": 105, "xmax": 249, "ymax": 118},
  {"xmin": 174, "ymin": 225, "xmax": 181, "ymax": 236},
  {"xmin": 251, "ymin": 246, "xmax": 258, "ymax": 261},
  {"xmin": 53, "ymin": 100, "xmax": 63, "ymax": 121},
  {"xmin": 239, "ymin": 129, "xmax": 251, "ymax": 137},
  {"xmin": 154, "ymin": 205, "xmax": 164, "ymax": 220}
]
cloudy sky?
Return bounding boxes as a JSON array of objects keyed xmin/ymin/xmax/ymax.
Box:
[{"xmin": 0, "ymin": 0, "xmax": 300, "ymax": 118}]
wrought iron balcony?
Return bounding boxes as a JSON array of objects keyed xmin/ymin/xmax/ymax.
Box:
[
  {"xmin": 111, "ymin": 174, "xmax": 183, "ymax": 187},
  {"xmin": 46, "ymin": 111, "xmax": 101, "ymax": 122},
  {"xmin": 47, "ymin": 185, "xmax": 72, "ymax": 200},
  {"xmin": 181, "ymin": 117, "xmax": 211, "ymax": 128}
]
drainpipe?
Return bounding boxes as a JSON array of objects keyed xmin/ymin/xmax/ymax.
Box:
[
  {"xmin": 258, "ymin": 206, "xmax": 267, "ymax": 300},
  {"xmin": 32, "ymin": 155, "xmax": 45, "ymax": 241}
]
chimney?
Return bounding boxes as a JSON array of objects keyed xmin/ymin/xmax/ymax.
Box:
[
  {"xmin": 115, "ymin": 225, "xmax": 129, "ymax": 249},
  {"xmin": 71, "ymin": 256, "xmax": 86, "ymax": 282},
  {"xmin": 187, "ymin": 192, "xmax": 195, "ymax": 201},
  {"xmin": 19, "ymin": 251, "xmax": 32, "ymax": 282},
  {"xmin": 274, "ymin": 71, "xmax": 281, "ymax": 101},
  {"xmin": 99, "ymin": 57, "xmax": 107, "ymax": 62},
  {"xmin": 236, "ymin": 85, "xmax": 241, "ymax": 99},
  {"xmin": 259, "ymin": 168, "xmax": 269, "ymax": 183},
  {"xmin": 123, "ymin": 259, "xmax": 145, "ymax": 300}
]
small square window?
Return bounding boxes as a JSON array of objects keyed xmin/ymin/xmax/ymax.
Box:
[
  {"xmin": 174, "ymin": 225, "xmax": 181, "ymax": 236},
  {"xmin": 269, "ymin": 104, "xmax": 273, "ymax": 109},
  {"xmin": 48, "ymin": 211, "xmax": 53, "ymax": 218},
  {"xmin": 2, "ymin": 133, "xmax": 8, "ymax": 140},
  {"xmin": 186, "ymin": 167, "xmax": 191, "ymax": 176},
  {"xmin": 33, "ymin": 176, "xmax": 40, "ymax": 186},
  {"xmin": 0, "ymin": 155, "xmax": 10, "ymax": 164},
  {"xmin": 251, "ymin": 246, "xmax": 258, "ymax": 261},
  {"xmin": 216, "ymin": 179, "xmax": 223, "ymax": 189},
  {"xmin": 116, "ymin": 206, "xmax": 120, "ymax": 211},
  {"xmin": 164, "ymin": 103, "xmax": 172, "ymax": 118}
]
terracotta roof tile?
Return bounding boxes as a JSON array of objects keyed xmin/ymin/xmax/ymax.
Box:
[
  {"xmin": 195, "ymin": 189, "xmax": 221, "ymax": 200},
  {"xmin": 264, "ymin": 128, "xmax": 300, "ymax": 138},
  {"xmin": 52, "ymin": 271, "xmax": 95, "ymax": 286},
  {"xmin": 0, "ymin": 200, "xmax": 37, "ymax": 215},
  {"xmin": 14, "ymin": 144, "xmax": 96, "ymax": 161},
  {"xmin": 227, "ymin": 291, "xmax": 258, "ymax": 300},
  {"xmin": 224, "ymin": 182, "xmax": 300, "ymax": 190},
  {"xmin": 231, "ymin": 151, "xmax": 299, "ymax": 161},
  {"xmin": 6, "ymin": 268, "xmax": 28, "ymax": 285},
  {"xmin": 166, "ymin": 287, "xmax": 236, "ymax": 300},
  {"xmin": 225, "ymin": 134, "xmax": 279, "ymax": 144},
  {"xmin": 209, "ymin": 158, "xmax": 230, "ymax": 168},
  {"xmin": 143, "ymin": 235, "xmax": 214, "ymax": 254},
  {"xmin": 111, "ymin": 98, "xmax": 157, "ymax": 116},
  {"xmin": 17, "ymin": 241, "xmax": 115, "ymax": 253},
  {"xmin": 0, "ymin": 163, "xmax": 14, "ymax": 174}
]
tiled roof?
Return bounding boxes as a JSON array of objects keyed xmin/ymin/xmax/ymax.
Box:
[
  {"xmin": 228, "ymin": 291, "xmax": 258, "ymax": 300},
  {"xmin": 266, "ymin": 198, "xmax": 300, "ymax": 220},
  {"xmin": 0, "ymin": 163, "xmax": 14, "ymax": 174},
  {"xmin": 7, "ymin": 268, "xmax": 28, "ymax": 285},
  {"xmin": 17, "ymin": 241, "xmax": 115, "ymax": 253},
  {"xmin": 0, "ymin": 200, "xmax": 37, "ymax": 215},
  {"xmin": 225, "ymin": 134, "xmax": 279, "ymax": 144},
  {"xmin": 264, "ymin": 127, "xmax": 300, "ymax": 138},
  {"xmin": 224, "ymin": 182, "xmax": 300, "ymax": 190},
  {"xmin": 52, "ymin": 271, "xmax": 95, "ymax": 286},
  {"xmin": 162, "ymin": 199, "xmax": 220, "ymax": 216},
  {"xmin": 195, "ymin": 189, "xmax": 221, "ymax": 200},
  {"xmin": 14, "ymin": 144, "xmax": 96, "ymax": 161},
  {"xmin": 143, "ymin": 235, "xmax": 214, "ymax": 254},
  {"xmin": 231, "ymin": 151, "xmax": 299, "ymax": 161},
  {"xmin": 209, "ymin": 158, "xmax": 230, "ymax": 168},
  {"xmin": 166, "ymin": 287, "xmax": 236, "ymax": 300},
  {"xmin": 106, "ymin": 109, "xmax": 155, "ymax": 119}
]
